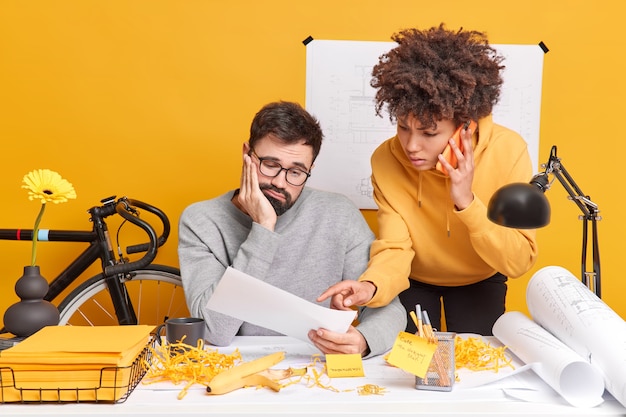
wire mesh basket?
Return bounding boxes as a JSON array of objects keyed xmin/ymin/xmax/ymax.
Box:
[
  {"xmin": 0, "ymin": 336, "xmax": 155, "ymax": 404},
  {"xmin": 415, "ymin": 331, "xmax": 456, "ymax": 392}
]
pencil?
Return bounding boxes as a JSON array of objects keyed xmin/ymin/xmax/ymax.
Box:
[{"xmin": 409, "ymin": 310, "xmax": 419, "ymax": 330}]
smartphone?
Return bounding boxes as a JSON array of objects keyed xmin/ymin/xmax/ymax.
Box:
[{"xmin": 435, "ymin": 120, "xmax": 477, "ymax": 175}]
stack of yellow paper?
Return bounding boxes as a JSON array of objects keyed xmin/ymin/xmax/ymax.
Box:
[{"xmin": 0, "ymin": 325, "xmax": 154, "ymax": 402}]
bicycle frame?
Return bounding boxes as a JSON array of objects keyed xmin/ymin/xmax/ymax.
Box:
[{"xmin": 0, "ymin": 195, "xmax": 171, "ymax": 329}]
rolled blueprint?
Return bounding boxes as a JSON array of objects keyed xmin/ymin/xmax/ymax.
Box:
[
  {"xmin": 493, "ymin": 311, "xmax": 604, "ymax": 407},
  {"xmin": 526, "ymin": 266, "xmax": 626, "ymax": 408}
]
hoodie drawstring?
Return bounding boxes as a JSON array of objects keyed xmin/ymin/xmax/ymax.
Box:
[
  {"xmin": 417, "ymin": 174, "xmax": 423, "ymax": 208},
  {"xmin": 444, "ymin": 178, "xmax": 451, "ymax": 237}
]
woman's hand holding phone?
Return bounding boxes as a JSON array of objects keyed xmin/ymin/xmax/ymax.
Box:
[
  {"xmin": 435, "ymin": 120, "xmax": 477, "ymax": 175},
  {"xmin": 436, "ymin": 120, "xmax": 477, "ymax": 210}
]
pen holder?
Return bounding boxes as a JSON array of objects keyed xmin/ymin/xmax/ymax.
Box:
[{"xmin": 415, "ymin": 331, "xmax": 456, "ymax": 391}]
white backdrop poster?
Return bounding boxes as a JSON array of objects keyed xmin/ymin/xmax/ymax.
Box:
[{"xmin": 305, "ymin": 40, "xmax": 544, "ymax": 209}]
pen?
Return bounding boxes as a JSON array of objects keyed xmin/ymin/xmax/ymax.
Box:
[
  {"xmin": 415, "ymin": 305, "xmax": 425, "ymax": 338},
  {"xmin": 422, "ymin": 310, "xmax": 436, "ymax": 344}
]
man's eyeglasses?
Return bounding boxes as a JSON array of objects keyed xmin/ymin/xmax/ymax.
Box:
[{"xmin": 249, "ymin": 149, "xmax": 311, "ymax": 186}]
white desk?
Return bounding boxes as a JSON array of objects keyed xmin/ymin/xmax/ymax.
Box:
[{"xmin": 2, "ymin": 336, "xmax": 626, "ymax": 417}]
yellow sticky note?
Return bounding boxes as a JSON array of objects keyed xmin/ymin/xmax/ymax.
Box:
[
  {"xmin": 386, "ymin": 331, "xmax": 437, "ymax": 378},
  {"xmin": 325, "ymin": 353, "xmax": 365, "ymax": 378}
]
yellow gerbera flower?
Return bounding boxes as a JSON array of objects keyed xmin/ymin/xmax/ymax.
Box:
[
  {"xmin": 22, "ymin": 169, "xmax": 77, "ymax": 204},
  {"xmin": 22, "ymin": 169, "xmax": 77, "ymax": 266}
]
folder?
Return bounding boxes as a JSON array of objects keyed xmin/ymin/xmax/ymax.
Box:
[{"xmin": 0, "ymin": 325, "xmax": 153, "ymax": 402}]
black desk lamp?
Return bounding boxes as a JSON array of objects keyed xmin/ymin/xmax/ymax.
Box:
[{"xmin": 487, "ymin": 145, "xmax": 602, "ymax": 297}]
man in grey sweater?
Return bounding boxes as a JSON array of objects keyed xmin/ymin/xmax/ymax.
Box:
[{"xmin": 178, "ymin": 101, "xmax": 406, "ymax": 358}]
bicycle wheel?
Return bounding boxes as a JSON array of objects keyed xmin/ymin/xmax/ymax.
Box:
[{"xmin": 57, "ymin": 265, "xmax": 189, "ymax": 326}]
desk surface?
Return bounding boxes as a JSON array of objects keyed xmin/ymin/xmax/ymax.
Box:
[{"xmin": 2, "ymin": 336, "xmax": 626, "ymax": 417}]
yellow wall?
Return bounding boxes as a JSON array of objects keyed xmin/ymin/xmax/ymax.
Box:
[{"xmin": 1, "ymin": 0, "xmax": 624, "ymax": 327}]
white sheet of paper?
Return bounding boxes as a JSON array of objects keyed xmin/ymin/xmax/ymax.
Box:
[{"xmin": 205, "ymin": 267, "xmax": 357, "ymax": 344}]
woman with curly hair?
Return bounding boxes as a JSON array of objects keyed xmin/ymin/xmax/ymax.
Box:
[{"xmin": 319, "ymin": 24, "xmax": 538, "ymax": 335}]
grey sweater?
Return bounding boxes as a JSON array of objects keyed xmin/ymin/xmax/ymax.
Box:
[{"xmin": 178, "ymin": 187, "xmax": 406, "ymax": 358}]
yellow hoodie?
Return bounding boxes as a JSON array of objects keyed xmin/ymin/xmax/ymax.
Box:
[{"xmin": 359, "ymin": 115, "xmax": 539, "ymax": 308}]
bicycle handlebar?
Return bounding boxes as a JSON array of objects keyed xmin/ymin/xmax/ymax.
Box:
[
  {"xmin": 103, "ymin": 197, "xmax": 172, "ymax": 276},
  {"xmin": 124, "ymin": 199, "xmax": 171, "ymax": 254},
  {"xmin": 0, "ymin": 196, "xmax": 173, "ymax": 278}
]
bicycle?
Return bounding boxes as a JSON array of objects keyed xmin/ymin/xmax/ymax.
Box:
[{"xmin": 0, "ymin": 195, "xmax": 189, "ymax": 334}]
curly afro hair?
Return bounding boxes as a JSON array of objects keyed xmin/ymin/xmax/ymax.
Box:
[{"xmin": 371, "ymin": 24, "xmax": 505, "ymax": 129}]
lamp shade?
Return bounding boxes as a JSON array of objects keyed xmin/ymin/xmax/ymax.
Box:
[{"xmin": 487, "ymin": 183, "xmax": 551, "ymax": 229}]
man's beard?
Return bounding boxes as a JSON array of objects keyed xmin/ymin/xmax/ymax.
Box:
[{"xmin": 260, "ymin": 184, "xmax": 294, "ymax": 216}]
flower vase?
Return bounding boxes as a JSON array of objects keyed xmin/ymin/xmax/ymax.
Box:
[{"xmin": 3, "ymin": 265, "xmax": 60, "ymax": 337}]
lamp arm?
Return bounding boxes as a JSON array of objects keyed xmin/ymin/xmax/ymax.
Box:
[
  {"xmin": 590, "ymin": 216, "xmax": 601, "ymax": 296},
  {"xmin": 551, "ymin": 167, "xmax": 599, "ymax": 219},
  {"xmin": 542, "ymin": 145, "xmax": 600, "ymax": 220},
  {"xmin": 542, "ymin": 145, "xmax": 601, "ymax": 297}
]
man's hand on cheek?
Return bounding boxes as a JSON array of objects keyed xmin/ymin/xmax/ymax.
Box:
[{"xmin": 239, "ymin": 154, "xmax": 277, "ymax": 230}]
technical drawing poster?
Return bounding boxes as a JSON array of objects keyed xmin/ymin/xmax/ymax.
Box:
[{"xmin": 305, "ymin": 40, "xmax": 544, "ymax": 209}]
